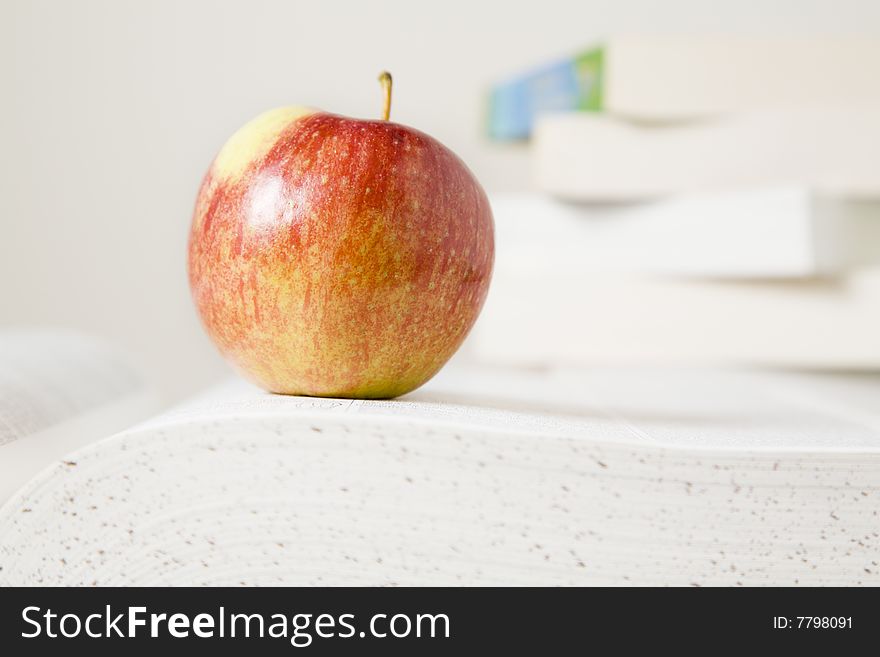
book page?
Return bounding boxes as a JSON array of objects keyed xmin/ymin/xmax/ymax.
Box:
[
  {"xmin": 133, "ymin": 364, "xmax": 880, "ymax": 451},
  {"xmin": 130, "ymin": 368, "xmax": 634, "ymax": 444},
  {"xmin": 0, "ymin": 329, "xmax": 160, "ymax": 501}
]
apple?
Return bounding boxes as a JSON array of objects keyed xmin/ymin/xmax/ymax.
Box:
[{"xmin": 188, "ymin": 73, "xmax": 494, "ymax": 398}]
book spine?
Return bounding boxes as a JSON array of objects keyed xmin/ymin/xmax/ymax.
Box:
[{"xmin": 487, "ymin": 48, "xmax": 603, "ymax": 140}]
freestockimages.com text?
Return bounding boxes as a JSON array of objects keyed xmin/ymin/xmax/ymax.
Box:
[{"xmin": 21, "ymin": 605, "xmax": 450, "ymax": 647}]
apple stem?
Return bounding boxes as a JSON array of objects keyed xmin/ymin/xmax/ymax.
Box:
[{"xmin": 378, "ymin": 71, "xmax": 393, "ymax": 121}]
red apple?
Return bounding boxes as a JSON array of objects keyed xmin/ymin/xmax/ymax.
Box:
[{"xmin": 188, "ymin": 73, "xmax": 494, "ymax": 398}]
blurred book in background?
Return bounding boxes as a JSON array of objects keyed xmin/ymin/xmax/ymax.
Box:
[
  {"xmin": 472, "ymin": 263, "xmax": 880, "ymax": 369},
  {"xmin": 490, "ymin": 188, "xmax": 880, "ymax": 280},
  {"xmin": 478, "ymin": 34, "xmax": 880, "ymax": 371},
  {"xmin": 533, "ymin": 107, "xmax": 880, "ymax": 200},
  {"xmin": 488, "ymin": 34, "xmax": 880, "ymax": 139}
]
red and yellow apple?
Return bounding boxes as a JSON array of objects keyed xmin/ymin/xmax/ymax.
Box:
[{"xmin": 188, "ymin": 74, "xmax": 494, "ymax": 398}]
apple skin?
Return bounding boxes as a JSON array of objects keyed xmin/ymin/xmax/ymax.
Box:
[{"xmin": 188, "ymin": 107, "xmax": 494, "ymax": 398}]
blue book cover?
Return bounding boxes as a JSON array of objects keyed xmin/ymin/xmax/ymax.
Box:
[{"xmin": 488, "ymin": 48, "xmax": 604, "ymax": 140}]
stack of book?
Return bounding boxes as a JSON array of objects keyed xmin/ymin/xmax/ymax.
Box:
[{"xmin": 477, "ymin": 35, "xmax": 880, "ymax": 369}]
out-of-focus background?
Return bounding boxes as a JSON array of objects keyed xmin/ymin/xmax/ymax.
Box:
[{"xmin": 2, "ymin": 0, "xmax": 880, "ymax": 400}]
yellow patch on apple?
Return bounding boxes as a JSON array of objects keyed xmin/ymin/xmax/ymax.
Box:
[{"xmin": 211, "ymin": 106, "xmax": 314, "ymax": 181}]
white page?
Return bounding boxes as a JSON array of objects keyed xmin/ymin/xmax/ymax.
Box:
[
  {"xmin": 0, "ymin": 329, "xmax": 160, "ymax": 500},
  {"xmin": 0, "ymin": 330, "xmax": 145, "ymax": 444},
  {"xmin": 134, "ymin": 364, "xmax": 880, "ymax": 451}
]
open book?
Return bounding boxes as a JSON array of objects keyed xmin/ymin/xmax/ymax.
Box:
[
  {"xmin": 0, "ymin": 330, "xmax": 160, "ymax": 503},
  {"xmin": 1, "ymin": 331, "xmax": 879, "ymax": 586}
]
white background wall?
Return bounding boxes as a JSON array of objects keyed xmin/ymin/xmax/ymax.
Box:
[{"xmin": 2, "ymin": 0, "xmax": 879, "ymax": 399}]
